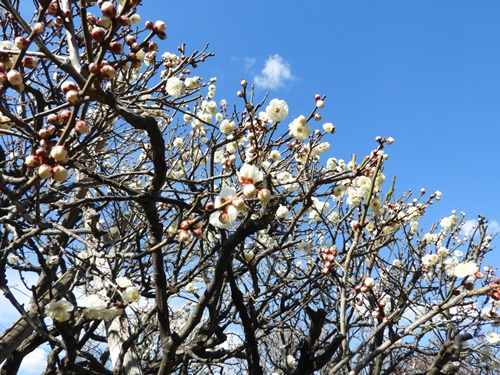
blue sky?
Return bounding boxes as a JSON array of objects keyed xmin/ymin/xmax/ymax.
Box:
[
  {"xmin": 157, "ymin": 0, "xmax": 500, "ymax": 231},
  {"xmin": 4, "ymin": 1, "xmax": 500, "ymax": 373}
]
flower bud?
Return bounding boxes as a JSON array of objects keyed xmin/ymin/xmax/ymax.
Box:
[
  {"xmin": 231, "ymin": 196, "xmax": 245, "ymax": 211},
  {"xmin": 242, "ymin": 184, "xmax": 257, "ymax": 199},
  {"xmin": 257, "ymin": 188, "xmax": 271, "ymax": 204},
  {"xmin": 50, "ymin": 145, "xmax": 68, "ymax": 161},
  {"xmin": 25, "ymin": 155, "xmax": 41, "ymax": 168},
  {"xmin": 100, "ymin": 1, "xmax": 116, "ymax": 18},
  {"xmin": 52, "ymin": 166, "xmax": 69, "ymax": 182},
  {"xmin": 98, "ymin": 16, "xmax": 112, "ymax": 29},
  {"xmin": 7, "ymin": 70, "xmax": 23, "ymax": 86},
  {"xmin": 100, "ymin": 64, "xmax": 116, "ymax": 79},
  {"xmin": 178, "ymin": 229, "xmax": 191, "ymax": 242},
  {"xmin": 33, "ymin": 22, "xmax": 45, "ymax": 34},
  {"xmin": 61, "ymin": 81, "xmax": 78, "ymax": 94},
  {"xmin": 155, "ymin": 20, "xmax": 166, "ymax": 32},
  {"xmin": 14, "ymin": 37, "xmax": 29, "ymax": 50},
  {"xmin": 38, "ymin": 164, "xmax": 53, "ymax": 179},
  {"xmin": 88, "ymin": 62, "xmax": 100, "ymax": 74},
  {"xmin": 59, "ymin": 110, "xmax": 72, "ymax": 124},
  {"xmin": 363, "ymin": 277, "xmax": 375, "ymax": 288},
  {"xmin": 65, "ymin": 90, "xmax": 81, "ymax": 104},
  {"xmin": 75, "ymin": 120, "xmax": 90, "ymax": 134},
  {"xmin": 22, "ymin": 56, "xmax": 38, "ymax": 69},
  {"xmin": 91, "ymin": 27, "xmax": 106, "ymax": 43},
  {"xmin": 108, "ymin": 41, "xmax": 123, "ymax": 54}
]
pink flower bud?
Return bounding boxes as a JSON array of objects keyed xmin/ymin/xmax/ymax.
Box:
[
  {"xmin": 88, "ymin": 62, "xmax": 100, "ymax": 74},
  {"xmin": 231, "ymin": 196, "xmax": 245, "ymax": 211},
  {"xmin": 155, "ymin": 20, "xmax": 166, "ymax": 32},
  {"xmin": 46, "ymin": 113, "xmax": 59, "ymax": 125},
  {"xmin": 0, "ymin": 72, "xmax": 7, "ymax": 84},
  {"xmin": 35, "ymin": 148, "xmax": 48, "ymax": 159},
  {"xmin": 7, "ymin": 70, "xmax": 23, "ymax": 86},
  {"xmin": 33, "ymin": 22, "xmax": 45, "ymax": 34},
  {"xmin": 100, "ymin": 64, "xmax": 116, "ymax": 79},
  {"xmin": 360, "ymin": 285, "xmax": 370, "ymax": 293},
  {"xmin": 14, "ymin": 37, "xmax": 29, "ymax": 50},
  {"xmin": 59, "ymin": 110, "xmax": 72, "ymax": 124},
  {"xmin": 25, "ymin": 155, "xmax": 41, "ymax": 168},
  {"xmin": 257, "ymin": 189, "xmax": 271, "ymax": 204},
  {"xmin": 52, "ymin": 166, "xmax": 69, "ymax": 182},
  {"xmin": 371, "ymin": 310, "xmax": 381, "ymax": 319},
  {"xmin": 125, "ymin": 35, "xmax": 136, "ymax": 46},
  {"xmin": 75, "ymin": 120, "xmax": 89, "ymax": 134},
  {"xmin": 97, "ymin": 16, "xmax": 112, "ymax": 29},
  {"xmin": 363, "ymin": 277, "xmax": 375, "ymax": 288},
  {"xmin": 22, "ymin": 57, "xmax": 38, "ymax": 69},
  {"xmin": 100, "ymin": 1, "xmax": 116, "ymax": 18},
  {"xmin": 50, "ymin": 145, "xmax": 68, "ymax": 161},
  {"xmin": 108, "ymin": 41, "xmax": 123, "ymax": 54},
  {"xmin": 178, "ymin": 229, "xmax": 190, "ymax": 242},
  {"xmin": 65, "ymin": 90, "xmax": 81, "ymax": 104},
  {"xmin": 38, "ymin": 164, "xmax": 53, "ymax": 179},
  {"xmin": 242, "ymin": 184, "xmax": 257, "ymax": 199},
  {"xmin": 38, "ymin": 128, "xmax": 50, "ymax": 139},
  {"xmin": 61, "ymin": 81, "xmax": 78, "ymax": 94},
  {"xmin": 91, "ymin": 27, "xmax": 106, "ymax": 43}
]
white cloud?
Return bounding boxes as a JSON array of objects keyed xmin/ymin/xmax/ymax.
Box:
[
  {"xmin": 461, "ymin": 219, "xmax": 500, "ymax": 237},
  {"xmin": 244, "ymin": 57, "xmax": 256, "ymax": 71},
  {"xmin": 253, "ymin": 54, "xmax": 293, "ymax": 90}
]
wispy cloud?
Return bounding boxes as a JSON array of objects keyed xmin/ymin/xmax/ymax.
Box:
[
  {"xmin": 243, "ymin": 57, "xmax": 256, "ymax": 71},
  {"xmin": 461, "ymin": 219, "xmax": 500, "ymax": 237},
  {"xmin": 253, "ymin": 54, "xmax": 293, "ymax": 90}
]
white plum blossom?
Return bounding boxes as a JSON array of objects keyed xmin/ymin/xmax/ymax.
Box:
[
  {"xmin": 311, "ymin": 142, "xmax": 330, "ymax": 155},
  {"xmin": 422, "ymin": 253, "xmax": 439, "ymax": 268},
  {"xmin": 440, "ymin": 211, "xmax": 459, "ymax": 230},
  {"xmin": 323, "ymin": 122, "xmax": 335, "ymax": 132},
  {"xmin": 220, "ymin": 119, "xmax": 236, "ymax": 134},
  {"xmin": 265, "ymin": 98, "xmax": 289, "ymax": 123},
  {"xmin": 289, "ymin": 115, "xmax": 310, "ymax": 141},
  {"xmin": 185, "ymin": 283, "xmax": 199, "ymax": 294},
  {"xmin": 7, "ymin": 254, "xmax": 19, "ymax": 265},
  {"xmin": 238, "ymin": 163, "xmax": 263, "ymax": 186},
  {"xmin": 82, "ymin": 294, "xmax": 107, "ymax": 310},
  {"xmin": 209, "ymin": 187, "xmax": 239, "ymax": 229},
  {"xmin": 444, "ymin": 256, "xmax": 460, "ymax": 277},
  {"xmin": 166, "ymin": 76, "xmax": 185, "ymax": 98},
  {"xmin": 122, "ymin": 286, "xmax": 140, "ymax": 303},
  {"xmin": 453, "ymin": 261, "xmax": 479, "ymax": 278},
  {"xmin": 269, "ymin": 150, "xmax": 281, "ymax": 162},
  {"xmin": 276, "ymin": 205, "xmax": 289, "ymax": 219},
  {"xmin": 286, "ymin": 355, "xmax": 297, "ymax": 368},
  {"xmin": 437, "ymin": 246, "xmax": 449, "ymax": 258},
  {"xmin": 184, "ymin": 76, "xmax": 200, "ymax": 89},
  {"xmin": 486, "ymin": 332, "xmax": 500, "ymax": 345},
  {"xmin": 173, "ymin": 137, "xmax": 184, "ymax": 148},
  {"xmin": 45, "ymin": 300, "xmax": 74, "ymax": 322},
  {"xmin": 116, "ymin": 276, "xmax": 133, "ymax": 288}
]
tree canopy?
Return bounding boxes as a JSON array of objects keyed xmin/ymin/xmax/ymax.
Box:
[{"xmin": 0, "ymin": 1, "xmax": 499, "ymax": 374}]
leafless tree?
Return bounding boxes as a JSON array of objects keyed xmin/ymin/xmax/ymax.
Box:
[{"xmin": 0, "ymin": 1, "xmax": 499, "ymax": 374}]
